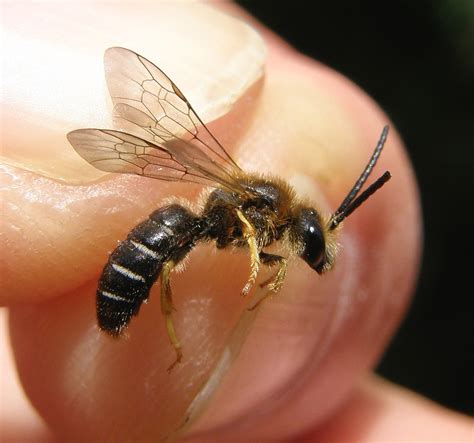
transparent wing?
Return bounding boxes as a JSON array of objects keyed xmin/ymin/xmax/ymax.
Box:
[
  {"xmin": 103, "ymin": 47, "xmax": 245, "ymax": 191},
  {"xmin": 67, "ymin": 128, "xmax": 232, "ymax": 187}
]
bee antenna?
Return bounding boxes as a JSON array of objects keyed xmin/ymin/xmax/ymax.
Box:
[{"xmin": 329, "ymin": 125, "xmax": 391, "ymax": 231}]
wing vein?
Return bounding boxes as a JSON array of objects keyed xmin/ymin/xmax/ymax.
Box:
[{"xmin": 68, "ymin": 47, "xmax": 249, "ymax": 194}]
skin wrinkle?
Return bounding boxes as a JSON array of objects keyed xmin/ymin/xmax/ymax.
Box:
[
  {"xmin": 10, "ymin": 200, "xmax": 53, "ymax": 256},
  {"xmin": 6, "ymin": 179, "xmax": 98, "ymax": 280}
]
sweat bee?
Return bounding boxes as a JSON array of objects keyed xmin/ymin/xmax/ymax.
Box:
[{"xmin": 67, "ymin": 47, "xmax": 391, "ymax": 370}]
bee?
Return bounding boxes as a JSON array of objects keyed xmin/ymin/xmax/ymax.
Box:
[{"xmin": 67, "ymin": 47, "xmax": 391, "ymax": 370}]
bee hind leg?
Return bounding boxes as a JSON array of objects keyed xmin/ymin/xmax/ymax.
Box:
[
  {"xmin": 248, "ymin": 252, "xmax": 287, "ymax": 311},
  {"xmin": 160, "ymin": 260, "xmax": 183, "ymax": 372},
  {"xmin": 236, "ymin": 209, "xmax": 260, "ymax": 296}
]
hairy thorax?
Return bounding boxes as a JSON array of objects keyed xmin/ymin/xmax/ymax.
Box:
[{"xmin": 202, "ymin": 175, "xmax": 296, "ymax": 249}]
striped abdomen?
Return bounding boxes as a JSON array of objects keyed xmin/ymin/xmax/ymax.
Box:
[{"xmin": 97, "ymin": 204, "xmax": 202, "ymax": 335}]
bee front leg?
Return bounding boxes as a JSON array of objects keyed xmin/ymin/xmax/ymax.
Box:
[
  {"xmin": 248, "ymin": 252, "xmax": 287, "ymax": 311},
  {"xmin": 160, "ymin": 260, "xmax": 183, "ymax": 372},
  {"xmin": 259, "ymin": 252, "xmax": 287, "ymax": 293},
  {"xmin": 235, "ymin": 209, "xmax": 260, "ymax": 296}
]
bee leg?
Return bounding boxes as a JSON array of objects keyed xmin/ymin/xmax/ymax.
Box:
[
  {"xmin": 160, "ymin": 260, "xmax": 182, "ymax": 372},
  {"xmin": 249, "ymin": 252, "xmax": 287, "ymax": 311},
  {"xmin": 259, "ymin": 252, "xmax": 287, "ymax": 292},
  {"xmin": 236, "ymin": 209, "xmax": 260, "ymax": 296}
]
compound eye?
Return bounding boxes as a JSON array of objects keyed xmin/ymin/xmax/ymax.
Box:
[{"xmin": 298, "ymin": 209, "xmax": 326, "ymax": 273}]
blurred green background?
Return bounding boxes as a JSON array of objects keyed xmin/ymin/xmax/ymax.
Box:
[{"xmin": 238, "ymin": 0, "xmax": 473, "ymax": 415}]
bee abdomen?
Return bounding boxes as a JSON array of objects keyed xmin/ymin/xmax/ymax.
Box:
[{"xmin": 97, "ymin": 204, "xmax": 202, "ymax": 336}]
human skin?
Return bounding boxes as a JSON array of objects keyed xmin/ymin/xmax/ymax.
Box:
[{"xmin": 1, "ymin": 2, "xmax": 471, "ymax": 442}]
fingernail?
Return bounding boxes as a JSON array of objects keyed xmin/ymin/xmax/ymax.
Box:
[{"xmin": 1, "ymin": 3, "xmax": 265, "ymax": 182}]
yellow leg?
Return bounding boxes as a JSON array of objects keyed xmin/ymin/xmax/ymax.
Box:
[
  {"xmin": 236, "ymin": 209, "xmax": 260, "ymax": 296},
  {"xmin": 250, "ymin": 253, "xmax": 287, "ymax": 311},
  {"xmin": 160, "ymin": 260, "xmax": 183, "ymax": 372},
  {"xmin": 260, "ymin": 258, "xmax": 287, "ymax": 293}
]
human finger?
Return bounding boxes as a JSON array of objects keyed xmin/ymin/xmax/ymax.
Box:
[{"xmin": 2, "ymin": 2, "xmax": 421, "ymax": 441}]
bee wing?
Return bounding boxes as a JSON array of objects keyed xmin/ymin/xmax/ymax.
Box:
[
  {"xmin": 100, "ymin": 47, "xmax": 246, "ymax": 192},
  {"xmin": 67, "ymin": 128, "xmax": 235, "ymax": 187}
]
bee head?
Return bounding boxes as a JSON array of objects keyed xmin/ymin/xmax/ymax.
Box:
[{"xmin": 292, "ymin": 207, "xmax": 337, "ymax": 274}]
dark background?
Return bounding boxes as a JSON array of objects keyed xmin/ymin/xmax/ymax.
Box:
[{"xmin": 237, "ymin": 0, "xmax": 473, "ymax": 415}]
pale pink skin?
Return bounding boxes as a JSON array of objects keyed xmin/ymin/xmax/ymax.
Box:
[{"xmin": 1, "ymin": 3, "xmax": 471, "ymax": 442}]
